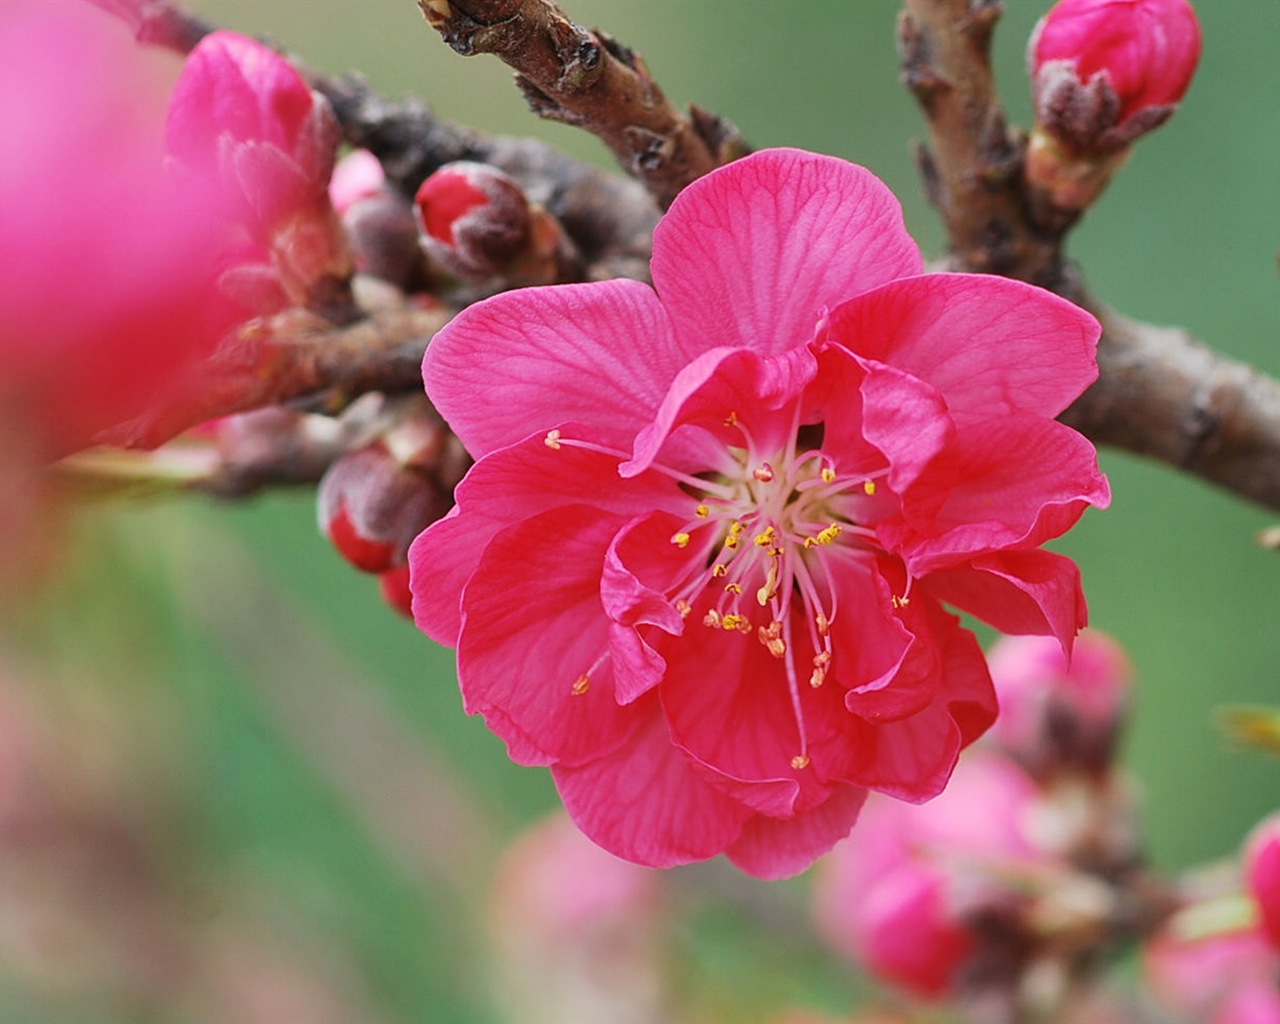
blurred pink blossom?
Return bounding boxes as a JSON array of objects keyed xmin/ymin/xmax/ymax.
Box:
[
  {"xmin": 1245, "ymin": 812, "xmax": 1280, "ymax": 949},
  {"xmin": 410, "ymin": 148, "xmax": 1108, "ymax": 878}
]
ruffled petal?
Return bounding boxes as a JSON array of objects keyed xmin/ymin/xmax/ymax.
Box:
[
  {"xmin": 423, "ymin": 278, "xmax": 684, "ymax": 460},
  {"xmin": 651, "ymin": 148, "xmax": 922, "ymax": 359},
  {"xmin": 725, "ymin": 784, "xmax": 868, "ymax": 880},
  {"xmin": 601, "ymin": 511, "xmax": 696, "ymax": 705},
  {"xmin": 922, "ymin": 549, "xmax": 1089, "ymax": 656},
  {"xmin": 823, "ymin": 273, "xmax": 1100, "ymax": 426},
  {"xmin": 455, "ymin": 505, "xmax": 642, "ymax": 767},
  {"xmin": 552, "ymin": 702, "xmax": 752, "ymax": 869},
  {"xmin": 884, "ymin": 413, "xmax": 1110, "ymax": 575},
  {"xmin": 843, "ymin": 606, "xmax": 996, "ymax": 802},
  {"xmin": 857, "ymin": 358, "xmax": 954, "ymax": 496},
  {"xmin": 409, "ymin": 433, "xmax": 680, "ymax": 645},
  {"xmin": 622, "ymin": 344, "xmax": 817, "ymax": 478}
]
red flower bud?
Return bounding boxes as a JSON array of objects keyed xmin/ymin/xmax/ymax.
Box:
[
  {"xmin": 1245, "ymin": 813, "xmax": 1280, "ymax": 949},
  {"xmin": 378, "ymin": 564, "xmax": 415, "ymax": 619},
  {"xmin": 414, "ymin": 162, "xmax": 532, "ymax": 282},
  {"xmin": 317, "ymin": 442, "xmax": 444, "ymax": 575},
  {"xmin": 1030, "ymin": 0, "xmax": 1202, "ymax": 154}
]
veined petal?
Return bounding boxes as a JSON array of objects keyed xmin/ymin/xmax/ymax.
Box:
[
  {"xmin": 456, "ymin": 505, "xmax": 642, "ymax": 767},
  {"xmin": 923, "ymin": 549, "xmax": 1088, "ymax": 656},
  {"xmin": 823, "ymin": 274, "xmax": 1100, "ymax": 425},
  {"xmin": 409, "ymin": 432, "xmax": 680, "ymax": 645},
  {"xmin": 726, "ymin": 784, "xmax": 868, "ymax": 880},
  {"xmin": 652, "ymin": 148, "xmax": 922, "ymax": 359},
  {"xmin": 423, "ymin": 279, "xmax": 684, "ymax": 460},
  {"xmin": 886, "ymin": 414, "xmax": 1110, "ymax": 574},
  {"xmin": 552, "ymin": 704, "xmax": 752, "ymax": 869},
  {"xmin": 857, "ymin": 358, "xmax": 954, "ymax": 495}
]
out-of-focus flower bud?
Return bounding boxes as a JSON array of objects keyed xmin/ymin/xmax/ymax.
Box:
[
  {"xmin": 986, "ymin": 630, "xmax": 1132, "ymax": 781},
  {"xmin": 167, "ymin": 31, "xmax": 352, "ymax": 312},
  {"xmin": 416, "ymin": 162, "xmax": 531, "ymax": 281},
  {"xmin": 814, "ymin": 753, "xmax": 1043, "ymax": 999},
  {"xmin": 378, "ymin": 565, "xmax": 414, "ymax": 619},
  {"xmin": 1245, "ymin": 813, "xmax": 1280, "ymax": 949},
  {"xmin": 1145, "ymin": 914, "xmax": 1278, "ymax": 1022},
  {"xmin": 488, "ymin": 812, "xmax": 669, "ymax": 1024},
  {"xmin": 415, "ymin": 161, "xmax": 572, "ymax": 288},
  {"xmin": 1026, "ymin": 0, "xmax": 1201, "ymax": 212},
  {"xmin": 317, "ymin": 442, "xmax": 444, "ymax": 575},
  {"xmin": 331, "ymin": 150, "xmax": 425, "ymax": 293}
]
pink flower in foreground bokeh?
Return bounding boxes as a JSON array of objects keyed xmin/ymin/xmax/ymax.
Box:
[
  {"xmin": 1245, "ymin": 813, "xmax": 1280, "ymax": 949},
  {"xmin": 0, "ymin": 2, "xmax": 229, "ymax": 458},
  {"xmin": 410, "ymin": 148, "xmax": 1109, "ymax": 877},
  {"xmin": 166, "ymin": 31, "xmax": 349, "ymax": 312}
]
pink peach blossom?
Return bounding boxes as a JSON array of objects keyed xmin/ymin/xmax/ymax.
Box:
[
  {"xmin": 1245, "ymin": 812, "xmax": 1280, "ymax": 949},
  {"xmin": 410, "ymin": 148, "xmax": 1108, "ymax": 878},
  {"xmin": 0, "ymin": 1, "xmax": 230, "ymax": 458}
]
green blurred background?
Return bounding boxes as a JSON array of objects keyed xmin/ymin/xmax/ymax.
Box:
[{"xmin": 7, "ymin": 1, "xmax": 1280, "ymax": 1021}]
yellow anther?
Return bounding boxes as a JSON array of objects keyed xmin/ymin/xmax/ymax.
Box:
[
  {"xmin": 703, "ymin": 609, "xmax": 722, "ymax": 628},
  {"xmin": 753, "ymin": 526, "xmax": 777, "ymax": 548},
  {"xmin": 724, "ymin": 582, "xmax": 743, "ymax": 595},
  {"xmin": 816, "ymin": 614, "xmax": 830, "ymax": 636},
  {"xmin": 724, "ymin": 535, "xmax": 739, "ymax": 550},
  {"xmin": 712, "ymin": 564, "xmax": 729, "ymax": 578},
  {"xmin": 721, "ymin": 613, "xmax": 751, "ymax": 633},
  {"xmin": 729, "ymin": 521, "xmax": 745, "ymax": 536},
  {"xmin": 544, "ymin": 429, "xmax": 562, "ymax": 450},
  {"xmin": 571, "ymin": 674, "xmax": 590, "ymax": 696},
  {"xmin": 695, "ymin": 504, "xmax": 710, "ymax": 519},
  {"xmin": 864, "ymin": 480, "xmax": 877, "ymax": 496},
  {"xmin": 815, "ymin": 523, "xmax": 842, "ymax": 546},
  {"xmin": 809, "ymin": 668, "xmax": 827, "ymax": 688},
  {"xmin": 753, "ymin": 462, "xmax": 774, "ymax": 483},
  {"xmin": 757, "ymin": 559, "xmax": 780, "ymax": 606},
  {"xmin": 790, "ymin": 755, "xmax": 811, "ymax": 770},
  {"xmin": 724, "ymin": 411, "xmax": 739, "ymax": 427},
  {"xmin": 803, "ymin": 537, "xmax": 816, "ymax": 549},
  {"xmin": 672, "ymin": 531, "xmax": 692, "ymax": 548},
  {"xmin": 821, "ymin": 467, "xmax": 837, "ymax": 484},
  {"xmin": 892, "ymin": 594, "xmax": 911, "ymax": 608},
  {"xmin": 675, "ymin": 598, "xmax": 692, "ymax": 619},
  {"xmin": 813, "ymin": 651, "xmax": 832, "ymax": 668}
]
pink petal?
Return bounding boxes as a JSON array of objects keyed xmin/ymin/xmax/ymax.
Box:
[
  {"xmin": 455, "ymin": 505, "xmax": 643, "ymax": 767},
  {"xmin": 652, "ymin": 149, "xmax": 922, "ymax": 359},
  {"xmin": 622, "ymin": 344, "xmax": 817, "ymax": 478},
  {"xmin": 886, "ymin": 413, "xmax": 1110, "ymax": 574},
  {"xmin": 726, "ymin": 784, "xmax": 868, "ymax": 880},
  {"xmin": 658, "ymin": 614, "xmax": 812, "ymax": 817},
  {"xmin": 823, "ymin": 558, "xmax": 920, "ymax": 708},
  {"xmin": 422, "ymin": 279, "xmax": 685, "ymax": 460},
  {"xmin": 552, "ymin": 705, "xmax": 752, "ymax": 869},
  {"xmin": 922, "ymin": 550, "xmax": 1088, "ymax": 656},
  {"xmin": 409, "ymin": 434, "xmax": 680, "ymax": 645},
  {"xmin": 843, "ymin": 607, "xmax": 996, "ymax": 801},
  {"xmin": 601, "ymin": 512, "xmax": 694, "ymax": 705},
  {"xmin": 823, "ymin": 273, "xmax": 1100, "ymax": 426},
  {"xmin": 857, "ymin": 358, "xmax": 953, "ymax": 496}
]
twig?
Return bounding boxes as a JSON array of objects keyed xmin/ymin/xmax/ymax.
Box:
[
  {"xmin": 898, "ymin": 0, "xmax": 1065, "ymax": 287},
  {"xmin": 99, "ymin": 304, "xmax": 451, "ymax": 451},
  {"xmin": 417, "ymin": 0, "xmax": 747, "ymax": 209},
  {"xmin": 1065, "ymin": 304, "xmax": 1280, "ymax": 513}
]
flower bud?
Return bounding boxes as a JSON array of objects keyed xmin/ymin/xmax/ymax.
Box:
[
  {"xmin": 317, "ymin": 442, "xmax": 444, "ymax": 575},
  {"xmin": 1245, "ymin": 813, "xmax": 1280, "ymax": 949},
  {"xmin": 331, "ymin": 152, "xmax": 425, "ymax": 293},
  {"xmin": 378, "ymin": 565, "xmax": 414, "ymax": 619},
  {"xmin": 986, "ymin": 630, "xmax": 1132, "ymax": 780},
  {"xmin": 415, "ymin": 162, "xmax": 533, "ymax": 282},
  {"xmin": 1029, "ymin": 0, "xmax": 1201, "ymax": 153},
  {"xmin": 1027, "ymin": 0, "xmax": 1201, "ymax": 213},
  {"xmin": 167, "ymin": 31, "xmax": 352, "ymax": 310}
]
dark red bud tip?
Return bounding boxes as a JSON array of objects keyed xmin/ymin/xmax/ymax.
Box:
[
  {"xmin": 416, "ymin": 169, "xmax": 491, "ymax": 246},
  {"xmin": 326, "ymin": 500, "xmax": 398, "ymax": 574},
  {"xmin": 379, "ymin": 564, "xmax": 414, "ymax": 618}
]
